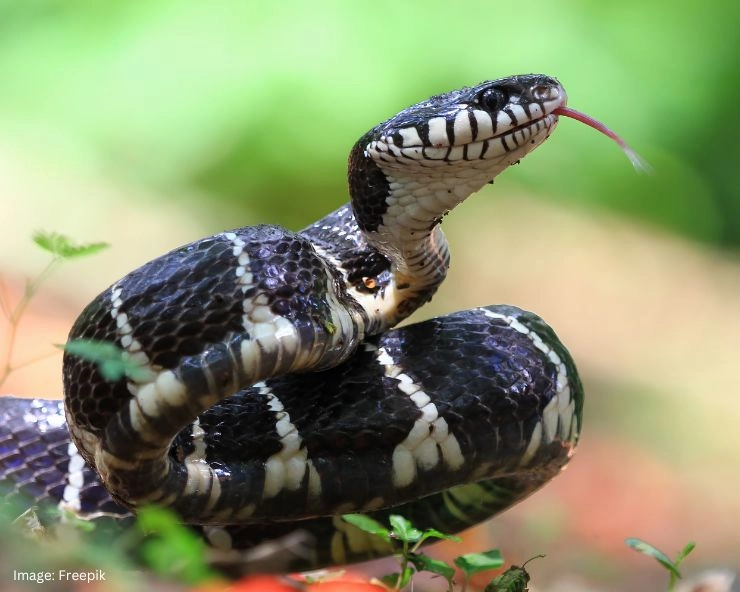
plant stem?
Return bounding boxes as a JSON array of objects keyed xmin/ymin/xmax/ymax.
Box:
[
  {"xmin": 0, "ymin": 258, "xmax": 61, "ymax": 388},
  {"xmin": 397, "ymin": 539, "xmax": 409, "ymax": 591},
  {"xmin": 0, "ymin": 277, "xmax": 11, "ymax": 318}
]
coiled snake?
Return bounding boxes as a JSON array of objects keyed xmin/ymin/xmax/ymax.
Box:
[{"xmin": 1, "ymin": 74, "xmax": 600, "ymax": 571}]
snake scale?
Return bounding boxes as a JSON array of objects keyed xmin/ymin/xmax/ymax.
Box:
[{"xmin": 1, "ymin": 74, "xmax": 589, "ymax": 572}]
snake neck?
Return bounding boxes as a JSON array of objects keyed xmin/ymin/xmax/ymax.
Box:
[
  {"xmin": 345, "ymin": 139, "xmax": 512, "ymax": 325},
  {"xmin": 301, "ymin": 205, "xmax": 448, "ymax": 335}
]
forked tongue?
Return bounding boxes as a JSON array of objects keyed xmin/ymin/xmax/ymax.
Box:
[{"xmin": 553, "ymin": 107, "xmax": 651, "ymax": 173}]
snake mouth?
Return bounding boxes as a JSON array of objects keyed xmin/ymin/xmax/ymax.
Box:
[
  {"xmin": 370, "ymin": 105, "xmax": 563, "ymax": 166},
  {"xmin": 497, "ymin": 111, "xmax": 559, "ymax": 142}
]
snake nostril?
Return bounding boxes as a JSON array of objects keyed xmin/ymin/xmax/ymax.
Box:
[{"xmin": 532, "ymin": 85, "xmax": 559, "ymax": 102}]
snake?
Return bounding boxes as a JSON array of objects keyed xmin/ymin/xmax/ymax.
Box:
[{"xmin": 0, "ymin": 73, "xmax": 597, "ymax": 572}]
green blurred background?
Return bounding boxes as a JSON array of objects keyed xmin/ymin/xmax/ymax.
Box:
[{"xmin": 1, "ymin": 1, "xmax": 738, "ymax": 590}]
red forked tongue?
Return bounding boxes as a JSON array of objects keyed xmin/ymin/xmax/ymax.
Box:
[{"xmin": 553, "ymin": 107, "xmax": 651, "ymax": 172}]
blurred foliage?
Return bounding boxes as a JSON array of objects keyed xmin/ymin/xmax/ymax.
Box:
[
  {"xmin": 0, "ymin": 0, "xmax": 740, "ymax": 247},
  {"xmin": 0, "ymin": 0, "xmax": 738, "ymax": 246}
]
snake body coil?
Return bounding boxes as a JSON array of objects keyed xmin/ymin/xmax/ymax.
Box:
[{"xmin": 1, "ymin": 74, "xmax": 583, "ymax": 570}]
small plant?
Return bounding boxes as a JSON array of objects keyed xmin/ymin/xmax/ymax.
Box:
[
  {"xmin": 626, "ymin": 537, "xmax": 696, "ymax": 592},
  {"xmin": 342, "ymin": 513, "xmax": 506, "ymax": 591},
  {"xmin": 133, "ymin": 505, "xmax": 221, "ymax": 585},
  {"xmin": 0, "ymin": 231, "xmax": 108, "ymax": 388}
]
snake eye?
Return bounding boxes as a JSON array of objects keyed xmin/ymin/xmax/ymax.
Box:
[{"xmin": 478, "ymin": 87, "xmax": 508, "ymax": 112}]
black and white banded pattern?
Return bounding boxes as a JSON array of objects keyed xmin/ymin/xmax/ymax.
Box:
[
  {"xmin": 2, "ymin": 74, "xmax": 584, "ymax": 571},
  {"xmin": 2, "ymin": 304, "xmax": 581, "ymax": 569}
]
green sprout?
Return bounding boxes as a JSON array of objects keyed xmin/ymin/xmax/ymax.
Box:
[
  {"xmin": 134, "ymin": 506, "xmax": 220, "ymax": 585},
  {"xmin": 342, "ymin": 513, "xmax": 505, "ymax": 591},
  {"xmin": 0, "ymin": 231, "xmax": 108, "ymax": 387},
  {"xmin": 626, "ymin": 537, "xmax": 696, "ymax": 592}
]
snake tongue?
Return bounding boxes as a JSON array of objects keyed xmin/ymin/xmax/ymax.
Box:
[{"xmin": 553, "ymin": 107, "xmax": 651, "ymax": 172}]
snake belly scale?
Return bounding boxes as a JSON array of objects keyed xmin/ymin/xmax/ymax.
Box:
[{"xmin": 1, "ymin": 74, "xmax": 584, "ymax": 570}]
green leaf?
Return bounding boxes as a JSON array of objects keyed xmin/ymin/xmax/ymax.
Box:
[
  {"xmin": 136, "ymin": 506, "xmax": 184, "ymax": 535},
  {"xmin": 62, "ymin": 339, "xmax": 154, "ymax": 383},
  {"xmin": 418, "ymin": 528, "xmax": 462, "ymax": 545},
  {"xmin": 136, "ymin": 506, "xmax": 217, "ymax": 585},
  {"xmin": 59, "ymin": 509, "xmax": 96, "ymax": 532},
  {"xmin": 380, "ymin": 573, "xmax": 400, "ymax": 588},
  {"xmin": 341, "ymin": 514, "xmax": 391, "ymax": 542},
  {"xmin": 389, "ymin": 514, "xmax": 423, "ymax": 543},
  {"xmin": 625, "ymin": 538, "xmax": 681, "ymax": 578},
  {"xmin": 675, "ymin": 541, "xmax": 696, "ymax": 566},
  {"xmin": 32, "ymin": 231, "xmax": 108, "ymax": 259},
  {"xmin": 409, "ymin": 552, "xmax": 455, "ymax": 580},
  {"xmin": 381, "ymin": 567, "xmax": 414, "ymax": 589},
  {"xmin": 454, "ymin": 549, "xmax": 505, "ymax": 576}
]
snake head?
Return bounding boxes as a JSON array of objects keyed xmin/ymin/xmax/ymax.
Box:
[
  {"xmin": 358, "ymin": 74, "xmax": 566, "ymax": 163},
  {"xmin": 348, "ymin": 74, "xmax": 567, "ymax": 257},
  {"xmin": 371, "ymin": 74, "xmax": 566, "ymax": 153}
]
